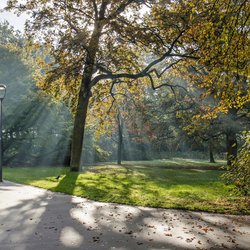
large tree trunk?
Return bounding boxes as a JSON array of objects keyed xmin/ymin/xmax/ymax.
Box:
[
  {"xmin": 70, "ymin": 87, "xmax": 91, "ymax": 171},
  {"xmin": 70, "ymin": 21, "xmax": 104, "ymax": 171},
  {"xmin": 226, "ymin": 131, "xmax": 237, "ymax": 166}
]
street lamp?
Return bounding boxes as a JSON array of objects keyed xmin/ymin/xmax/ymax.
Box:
[{"xmin": 0, "ymin": 84, "xmax": 6, "ymax": 182}]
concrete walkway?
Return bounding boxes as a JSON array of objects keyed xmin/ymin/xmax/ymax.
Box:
[{"xmin": 0, "ymin": 181, "xmax": 249, "ymax": 250}]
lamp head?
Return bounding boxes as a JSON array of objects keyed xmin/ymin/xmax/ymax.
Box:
[{"xmin": 0, "ymin": 84, "xmax": 6, "ymax": 100}]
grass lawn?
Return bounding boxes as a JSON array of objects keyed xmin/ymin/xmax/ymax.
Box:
[{"xmin": 3, "ymin": 158, "xmax": 249, "ymax": 214}]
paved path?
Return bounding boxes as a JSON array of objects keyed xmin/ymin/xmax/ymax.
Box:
[{"xmin": 0, "ymin": 181, "xmax": 249, "ymax": 250}]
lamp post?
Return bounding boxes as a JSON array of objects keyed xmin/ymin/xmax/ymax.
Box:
[{"xmin": 0, "ymin": 84, "xmax": 6, "ymax": 182}]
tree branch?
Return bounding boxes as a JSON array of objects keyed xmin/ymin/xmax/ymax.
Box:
[
  {"xmin": 99, "ymin": 0, "xmax": 109, "ymax": 19},
  {"xmin": 148, "ymin": 59, "xmax": 183, "ymax": 78},
  {"xmin": 91, "ymin": 0, "xmax": 98, "ymax": 20},
  {"xmin": 90, "ymin": 30, "xmax": 189, "ymax": 87},
  {"xmin": 106, "ymin": 0, "xmax": 136, "ymax": 21}
]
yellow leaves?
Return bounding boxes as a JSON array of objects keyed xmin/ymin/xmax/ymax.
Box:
[
  {"xmin": 193, "ymin": 112, "xmax": 216, "ymax": 120},
  {"xmin": 3, "ymin": 43, "xmax": 20, "ymax": 53}
]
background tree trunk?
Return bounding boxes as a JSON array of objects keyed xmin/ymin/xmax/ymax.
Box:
[
  {"xmin": 226, "ymin": 108, "xmax": 238, "ymax": 166},
  {"xmin": 117, "ymin": 112, "xmax": 123, "ymax": 165},
  {"xmin": 209, "ymin": 139, "xmax": 215, "ymax": 163},
  {"xmin": 226, "ymin": 131, "xmax": 237, "ymax": 166}
]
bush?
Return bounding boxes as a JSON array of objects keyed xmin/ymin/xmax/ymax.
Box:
[{"xmin": 223, "ymin": 132, "xmax": 250, "ymax": 196}]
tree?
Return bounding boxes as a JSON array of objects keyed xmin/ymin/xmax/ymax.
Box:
[
  {"xmin": 0, "ymin": 20, "xmax": 23, "ymax": 47},
  {"xmin": 7, "ymin": 0, "xmax": 199, "ymax": 171},
  {"xmin": 178, "ymin": 110, "xmax": 221, "ymax": 163},
  {"xmin": 171, "ymin": 0, "xmax": 249, "ymax": 164},
  {"xmin": 0, "ymin": 21, "xmax": 73, "ymax": 166},
  {"xmin": 7, "ymin": 0, "xmax": 249, "ymax": 171},
  {"xmin": 176, "ymin": 81, "xmax": 249, "ymax": 165},
  {"xmin": 223, "ymin": 132, "xmax": 250, "ymax": 195}
]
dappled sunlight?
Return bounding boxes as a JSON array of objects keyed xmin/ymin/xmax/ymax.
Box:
[
  {"xmin": 60, "ymin": 226, "xmax": 84, "ymax": 248},
  {"xmin": 192, "ymin": 169, "xmax": 208, "ymax": 172},
  {"xmin": 1, "ymin": 49, "xmax": 72, "ymax": 167},
  {"xmin": 0, "ymin": 183, "xmax": 48, "ymax": 248},
  {"xmin": 4, "ymin": 164, "xmax": 249, "ymax": 213},
  {"xmin": 122, "ymin": 158, "xmax": 226, "ymax": 170},
  {"xmin": 0, "ymin": 0, "xmax": 249, "ymax": 248},
  {"xmin": 70, "ymin": 194, "xmax": 250, "ymax": 249},
  {"xmin": 1, "ymin": 181, "xmax": 250, "ymax": 249},
  {"xmin": 120, "ymin": 121, "xmax": 133, "ymax": 161}
]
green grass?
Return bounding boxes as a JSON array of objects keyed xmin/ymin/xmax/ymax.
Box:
[
  {"xmin": 118, "ymin": 158, "xmax": 226, "ymax": 169},
  {"xmin": 3, "ymin": 158, "xmax": 249, "ymax": 214}
]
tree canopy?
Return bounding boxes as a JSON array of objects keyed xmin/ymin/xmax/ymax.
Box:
[
  {"xmin": 6, "ymin": 0, "xmax": 249, "ymax": 171},
  {"xmin": 0, "ymin": 21, "xmax": 73, "ymax": 166}
]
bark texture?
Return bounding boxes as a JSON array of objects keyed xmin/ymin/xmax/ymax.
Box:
[
  {"xmin": 226, "ymin": 131, "xmax": 237, "ymax": 166},
  {"xmin": 209, "ymin": 140, "xmax": 215, "ymax": 163},
  {"xmin": 70, "ymin": 21, "xmax": 104, "ymax": 171}
]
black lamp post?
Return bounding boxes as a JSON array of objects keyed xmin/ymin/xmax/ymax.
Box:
[{"xmin": 0, "ymin": 84, "xmax": 6, "ymax": 182}]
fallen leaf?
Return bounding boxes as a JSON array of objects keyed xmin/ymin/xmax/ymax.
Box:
[
  {"xmin": 92, "ymin": 236, "xmax": 100, "ymax": 242},
  {"xmin": 165, "ymin": 233, "xmax": 172, "ymax": 236},
  {"xmin": 125, "ymin": 231, "xmax": 133, "ymax": 234},
  {"xmin": 201, "ymin": 228, "xmax": 209, "ymax": 233}
]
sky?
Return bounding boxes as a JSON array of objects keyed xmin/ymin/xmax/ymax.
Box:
[
  {"xmin": 0, "ymin": 0, "xmax": 149, "ymax": 33},
  {"xmin": 0, "ymin": 0, "xmax": 27, "ymax": 32}
]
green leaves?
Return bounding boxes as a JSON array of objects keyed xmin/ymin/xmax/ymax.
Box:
[{"xmin": 222, "ymin": 132, "xmax": 250, "ymax": 196}]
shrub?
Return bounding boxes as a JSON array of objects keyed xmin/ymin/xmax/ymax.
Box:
[{"xmin": 223, "ymin": 132, "xmax": 250, "ymax": 196}]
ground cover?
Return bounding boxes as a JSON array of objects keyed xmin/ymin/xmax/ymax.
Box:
[{"xmin": 4, "ymin": 158, "xmax": 249, "ymax": 214}]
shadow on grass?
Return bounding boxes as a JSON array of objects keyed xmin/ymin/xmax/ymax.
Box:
[
  {"xmin": 79, "ymin": 165, "xmax": 249, "ymax": 214},
  {"xmin": 121, "ymin": 159, "xmax": 225, "ymax": 170},
  {"xmin": 3, "ymin": 165, "xmax": 249, "ymax": 214},
  {"xmin": 53, "ymin": 171, "xmax": 79, "ymax": 195}
]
